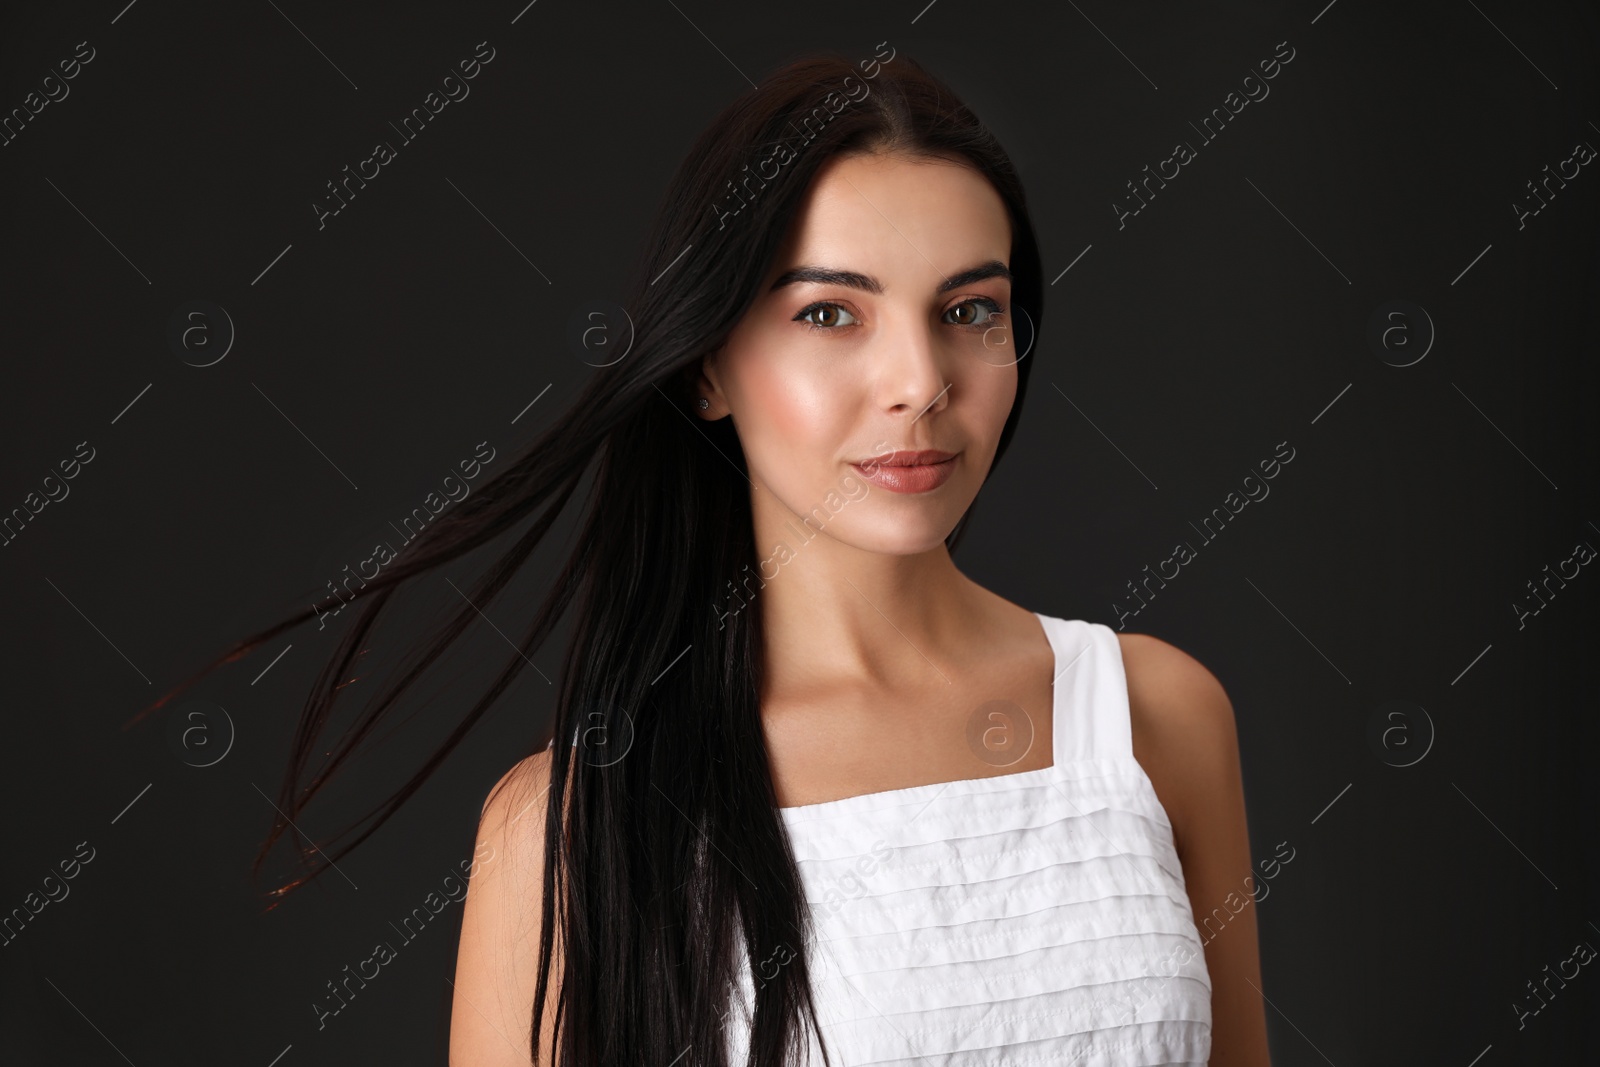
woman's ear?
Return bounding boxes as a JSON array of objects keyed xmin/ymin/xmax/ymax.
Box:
[{"xmin": 693, "ymin": 349, "xmax": 728, "ymax": 419}]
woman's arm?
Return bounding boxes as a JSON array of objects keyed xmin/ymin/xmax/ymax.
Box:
[
  {"xmin": 450, "ymin": 749, "xmax": 562, "ymax": 1066},
  {"xmin": 1120, "ymin": 632, "xmax": 1273, "ymax": 1067}
]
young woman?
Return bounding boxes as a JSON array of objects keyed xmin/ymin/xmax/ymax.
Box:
[{"xmin": 147, "ymin": 48, "xmax": 1270, "ymax": 1067}]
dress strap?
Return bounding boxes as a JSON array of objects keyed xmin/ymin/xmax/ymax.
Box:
[{"xmin": 1039, "ymin": 614, "xmax": 1135, "ymax": 764}]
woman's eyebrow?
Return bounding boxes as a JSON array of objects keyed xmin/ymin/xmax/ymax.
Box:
[{"xmin": 768, "ymin": 259, "xmax": 1012, "ymax": 295}]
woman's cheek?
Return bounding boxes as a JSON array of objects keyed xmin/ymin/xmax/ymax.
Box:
[
  {"xmin": 748, "ymin": 357, "xmax": 839, "ymax": 449},
  {"xmin": 972, "ymin": 362, "xmax": 1017, "ymax": 428}
]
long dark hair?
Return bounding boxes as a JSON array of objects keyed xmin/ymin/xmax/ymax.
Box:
[{"xmin": 130, "ymin": 46, "xmax": 1044, "ymax": 1065}]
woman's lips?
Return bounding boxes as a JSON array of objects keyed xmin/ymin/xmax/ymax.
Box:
[{"xmin": 851, "ymin": 454, "xmax": 958, "ymax": 494}]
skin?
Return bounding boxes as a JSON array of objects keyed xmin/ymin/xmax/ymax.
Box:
[{"xmin": 450, "ymin": 151, "xmax": 1271, "ymax": 1065}]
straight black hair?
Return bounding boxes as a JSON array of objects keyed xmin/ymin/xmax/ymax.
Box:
[{"xmin": 131, "ymin": 45, "xmax": 1044, "ymax": 1066}]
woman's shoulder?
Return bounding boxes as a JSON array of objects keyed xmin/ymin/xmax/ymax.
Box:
[
  {"xmin": 1112, "ymin": 629, "xmax": 1241, "ymax": 856},
  {"xmin": 451, "ymin": 748, "xmax": 560, "ymax": 1064},
  {"xmin": 1113, "ymin": 629, "xmax": 1229, "ymax": 704},
  {"xmin": 481, "ymin": 748, "xmax": 554, "ymax": 822},
  {"xmin": 1113, "ymin": 629, "xmax": 1236, "ymax": 761},
  {"xmin": 475, "ymin": 748, "xmax": 560, "ymax": 869}
]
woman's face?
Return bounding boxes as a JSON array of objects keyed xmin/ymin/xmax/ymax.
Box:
[{"xmin": 697, "ymin": 151, "xmax": 1019, "ymax": 557}]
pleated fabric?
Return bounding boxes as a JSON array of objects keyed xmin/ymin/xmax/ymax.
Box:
[{"xmin": 724, "ymin": 613, "xmax": 1213, "ymax": 1066}]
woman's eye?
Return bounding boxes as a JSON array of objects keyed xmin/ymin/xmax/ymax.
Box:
[
  {"xmin": 944, "ymin": 298, "xmax": 1003, "ymax": 327},
  {"xmin": 795, "ymin": 302, "xmax": 858, "ymax": 330},
  {"xmin": 793, "ymin": 297, "xmax": 1005, "ymax": 332}
]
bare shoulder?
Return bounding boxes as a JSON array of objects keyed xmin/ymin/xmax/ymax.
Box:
[
  {"xmin": 1112, "ymin": 632, "xmax": 1273, "ymax": 1063},
  {"xmin": 449, "ymin": 747, "xmax": 560, "ymax": 1066},
  {"xmin": 480, "ymin": 747, "xmax": 556, "ymax": 840},
  {"xmin": 474, "ymin": 747, "xmax": 557, "ymax": 887},
  {"xmin": 1113, "ymin": 631, "xmax": 1241, "ymax": 858},
  {"xmin": 1114, "ymin": 631, "xmax": 1235, "ymax": 734}
]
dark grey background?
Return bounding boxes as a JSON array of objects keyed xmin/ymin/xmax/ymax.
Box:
[{"xmin": 2, "ymin": 1, "xmax": 1596, "ymax": 1064}]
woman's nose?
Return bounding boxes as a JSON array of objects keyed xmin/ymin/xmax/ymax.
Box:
[{"xmin": 876, "ymin": 318, "xmax": 950, "ymax": 418}]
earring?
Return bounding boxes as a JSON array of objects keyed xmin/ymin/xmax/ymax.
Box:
[{"xmin": 697, "ymin": 398, "xmax": 710, "ymax": 409}]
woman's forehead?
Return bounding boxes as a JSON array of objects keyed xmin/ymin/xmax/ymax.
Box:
[{"xmin": 769, "ymin": 155, "xmax": 1011, "ymax": 288}]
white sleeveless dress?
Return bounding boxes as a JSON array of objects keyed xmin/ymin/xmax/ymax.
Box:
[{"xmin": 723, "ymin": 612, "xmax": 1213, "ymax": 1066}]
